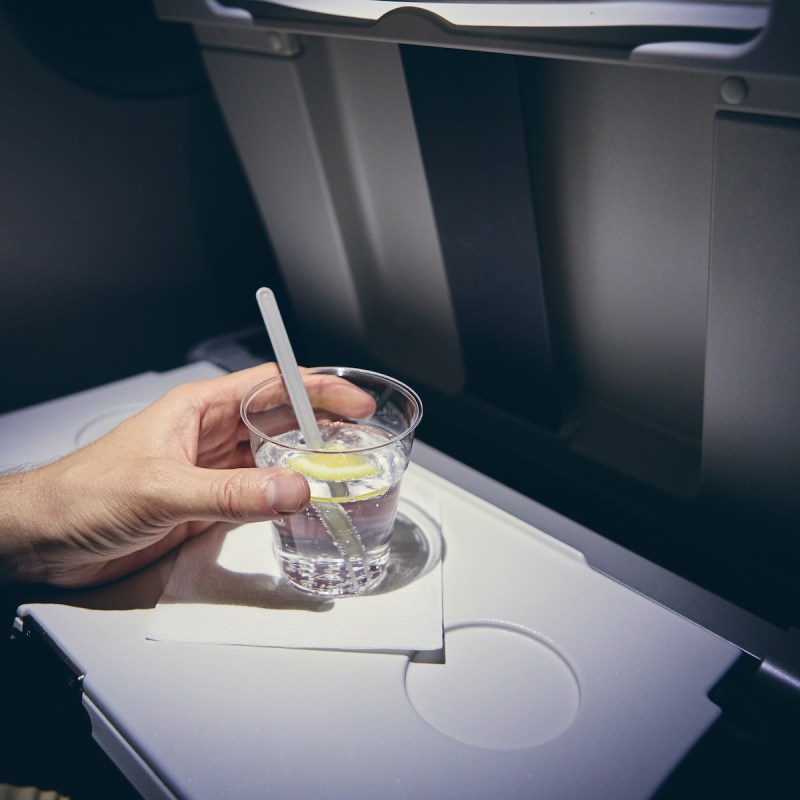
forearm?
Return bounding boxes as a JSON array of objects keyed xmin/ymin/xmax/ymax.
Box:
[{"xmin": 0, "ymin": 468, "xmax": 50, "ymax": 586}]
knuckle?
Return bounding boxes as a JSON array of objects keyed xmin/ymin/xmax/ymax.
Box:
[
  {"xmin": 214, "ymin": 471, "xmax": 251, "ymax": 521},
  {"xmin": 133, "ymin": 461, "xmax": 174, "ymax": 518}
]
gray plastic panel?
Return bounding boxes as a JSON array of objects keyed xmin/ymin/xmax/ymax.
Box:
[
  {"xmin": 703, "ymin": 112, "xmax": 800, "ymax": 524},
  {"xmin": 84, "ymin": 696, "xmax": 181, "ymax": 800},
  {"xmin": 155, "ymin": 0, "xmax": 795, "ymax": 77},
  {"xmin": 199, "ymin": 37, "xmax": 465, "ymax": 393},
  {"xmin": 212, "ymin": 0, "xmax": 769, "ymax": 30}
]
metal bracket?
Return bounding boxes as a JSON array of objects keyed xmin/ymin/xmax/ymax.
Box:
[
  {"xmin": 751, "ymin": 627, "xmax": 800, "ymax": 722},
  {"xmin": 194, "ymin": 25, "xmax": 302, "ymax": 57},
  {"xmin": 12, "ymin": 614, "xmax": 85, "ymax": 696}
]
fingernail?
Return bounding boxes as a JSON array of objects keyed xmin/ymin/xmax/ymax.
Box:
[{"xmin": 266, "ymin": 471, "xmax": 308, "ymax": 514}]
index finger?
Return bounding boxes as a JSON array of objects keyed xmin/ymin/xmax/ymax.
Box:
[
  {"xmin": 303, "ymin": 373, "xmax": 378, "ymax": 419},
  {"xmin": 238, "ymin": 369, "xmax": 377, "ymax": 421}
]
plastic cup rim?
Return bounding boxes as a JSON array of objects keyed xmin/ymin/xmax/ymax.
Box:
[{"xmin": 240, "ymin": 366, "xmax": 423, "ymax": 454}]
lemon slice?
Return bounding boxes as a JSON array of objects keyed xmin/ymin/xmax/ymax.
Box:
[{"xmin": 288, "ymin": 451, "xmax": 379, "ymax": 482}]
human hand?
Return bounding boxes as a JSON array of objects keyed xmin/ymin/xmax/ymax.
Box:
[{"xmin": 0, "ymin": 363, "xmax": 376, "ymax": 588}]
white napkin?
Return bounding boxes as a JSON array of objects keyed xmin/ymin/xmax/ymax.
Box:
[{"xmin": 146, "ymin": 482, "xmax": 443, "ymax": 652}]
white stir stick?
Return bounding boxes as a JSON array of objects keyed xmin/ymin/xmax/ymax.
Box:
[
  {"xmin": 256, "ymin": 287, "xmax": 324, "ymax": 449},
  {"xmin": 255, "ymin": 287, "xmax": 367, "ymax": 592}
]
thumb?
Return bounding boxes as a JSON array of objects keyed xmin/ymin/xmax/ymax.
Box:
[{"xmin": 169, "ymin": 465, "xmax": 309, "ymax": 523}]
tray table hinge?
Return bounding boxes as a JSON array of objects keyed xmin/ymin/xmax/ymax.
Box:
[{"xmin": 751, "ymin": 627, "xmax": 800, "ymax": 723}]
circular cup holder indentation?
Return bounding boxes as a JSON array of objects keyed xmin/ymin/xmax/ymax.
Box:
[
  {"xmin": 367, "ymin": 498, "xmax": 443, "ymax": 595},
  {"xmin": 75, "ymin": 404, "xmax": 149, "ymax": 448},
  {"xmin": 405, "ymin": 623, "xmax": 580, "ymax": 750}
]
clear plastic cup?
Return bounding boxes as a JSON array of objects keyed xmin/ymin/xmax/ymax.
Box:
[{"xmin": 241, "ymin": 367, "xmax": 422, "ymax": 596}]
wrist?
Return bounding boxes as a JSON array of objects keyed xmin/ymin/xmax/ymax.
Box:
[{"xmin": 0, "ymin": 468, "xmax": 53, "ymax": 585}]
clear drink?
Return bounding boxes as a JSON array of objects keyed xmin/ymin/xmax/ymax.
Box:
[
  {"xmin": 256, "ymin": 421, "xmax": 408, "ymax": 595},
  {"xmin": 242, "ymin": 366, "xmax": 422, "ymax": 597}
]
